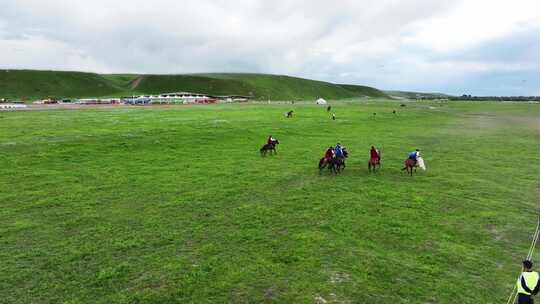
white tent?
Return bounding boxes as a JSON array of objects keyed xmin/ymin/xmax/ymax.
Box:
[{"xmin": 316, "ymin": 98, "xmax": 327, "ymax": 105}]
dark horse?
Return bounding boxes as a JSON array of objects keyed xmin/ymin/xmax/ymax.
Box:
[
  {"xmin": 319, "ymin": 149, "xmax": 348, "ymax": 174},
  {"xmin": 260, "ymin": 140, "xmax": 279, "ymax": 156},
  {"xmin": 402, "ymin": 159, "xmax": 417, "ymax": 176},
  {"xmin": 319, "ymin": 157, "xmax": 338, "ymax": 174},
  {"xmin": 368, "ymin": 155, "xmax": 381, "ymax": 173},
  {"xmin": 287, "ymin": 111, "xmax": 294, "ymax": 118}
]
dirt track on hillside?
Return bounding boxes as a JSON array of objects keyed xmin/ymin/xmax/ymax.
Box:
[{"xmin": 130, "ymin": 76, "xmax": 144, "ymax": 89}]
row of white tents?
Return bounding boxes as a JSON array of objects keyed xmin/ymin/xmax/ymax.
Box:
[{"xmin": 2, "ymin": 98, "xmax": 329, "ymax": 110}]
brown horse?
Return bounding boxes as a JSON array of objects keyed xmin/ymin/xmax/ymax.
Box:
[
  {"xmin": 402, "ymin": 159, "xmax": 417, "ymax": 176},
  {"xmin": 319, "ymin": 157, "xmax": 337, "ymax": 174},
  {"xmin": 368, "ymin": 156, "xmax": 381, "ymax": 173},
  {"xmin": 335, "ymin": 149, "xmax": 348, "ymax": 173},
  {"xmin": 318, "ymin": 149, "xmax": 348, "ymax": 175}
]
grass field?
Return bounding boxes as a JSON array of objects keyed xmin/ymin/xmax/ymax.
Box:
[
  {"xmin": 0, "ymin": 70, "xmax": 387, "ymax": 101},
  {"xmin": 1, "ymin": 100, "xmax": 540, "ymax": 303}
]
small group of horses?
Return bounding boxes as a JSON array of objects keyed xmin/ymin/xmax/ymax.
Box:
[
  {"xmin": 318, "ymin": 149, "xmax": 349, "ymax": 174},
  {"xmin": 319, "ymin": 150, "xmax": 421, "ymax": 176},
  {"xmin": 260, "ymin": 140, "xmax": 422, "ymax": 176}
]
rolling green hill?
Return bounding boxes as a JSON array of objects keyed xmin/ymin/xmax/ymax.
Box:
[
  {"xmin": 339, "ymin": 84, "xmax": 388, "ymax": 98},
  {"xmin": 0, "ymin": 69, "xmax": 388, "ymax": 101},
  {"xmin": 0, "ymin": 70, "xmax": 125, "ymax": 100},
  {"xmin": 129, "ymin": 74, "xmax": 254, "ymax": 97}
]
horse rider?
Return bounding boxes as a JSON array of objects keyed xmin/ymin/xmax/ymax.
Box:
[
  {"xmin": 267, "ymin": 135, "xmax": 277, "ymax": 146},
  {"xmin": 324, "ymin": 146, "xmax": 335, "ymax": 162},
  {"xmin": 370, "ymin": 146, "xmax": 381, "ymax": 163},
  {"xmin": 408, "ymin": 149, "xmax": 420, "ymax": 165},
  {"xmin": 335, "ymin": 143, "xmax": 345, "ymax": 160},
  {"xmin": 518, "ymin": 260, "xmax": 540, "ymax": 303}
]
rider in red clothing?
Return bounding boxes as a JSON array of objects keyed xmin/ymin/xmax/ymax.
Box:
[
  {"xmin": 370, "ymin": 146, "xmax": 380, "ymax": 163},
  {"xmin": 325, "ymin": 146, "xmax": 335, "ymax": 161},
  {"xmin": 267, "ymin": 135, "xmax": 276, "ymax": 145}
]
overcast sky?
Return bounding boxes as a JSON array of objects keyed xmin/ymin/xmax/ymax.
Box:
[{"xmin": 1, "ymin": 0, "xmax": 540, "ymax": 95}]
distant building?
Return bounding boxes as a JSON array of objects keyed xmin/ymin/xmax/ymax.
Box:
[
  {"xmin": 33, "ymin": 98, "xmax": 58, "ymax": 104},
  {"xmin": 124, "ymin": 92, "xmax": 251, "ymax": 105},
  {"xmin": 147, "ymin": 92, "xmax": 211, "ymax": 104},
  {"xmin": 0, "ymin": 103, "xmax": 27, "ymax": 110},
  {"xmin": 28, "ymin": 91, "xmax": 252, "ymax": 107},
  {"xmin": 123, "ymin": 96, "xmax": 151, "ymax": 105},
  {"xmin": 76, "ymin": 98, "xmax": 121, "ymax": 105},
  {"xmin": 215, "ymin": 95, "xmax": 250, "ymax": 103}
]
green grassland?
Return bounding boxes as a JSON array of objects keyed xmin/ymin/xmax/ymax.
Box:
[
  {"xmin": 1, "ymin": 100, "xmax": 540, "ymax": 303},
  {"xmin": 0, "ymin": 70, "xmax": 387, "ymax": 101}
]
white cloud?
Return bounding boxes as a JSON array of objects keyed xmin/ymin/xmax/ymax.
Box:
[
  {"xmin": 402, "ymin": 0, "xmax": 540, "ymax": 51},
  {"xmin": 0, "ymin": 34, "xmax": 111, "ymax": 72},
  {"xmin": 0, "ymin": 0, "xmax": 539, "ymax": 94}
]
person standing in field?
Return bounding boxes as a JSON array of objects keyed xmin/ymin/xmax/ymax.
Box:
[
  {"xmin": 518, "ymin": 260, "xmax": 540, "ymax": 303},
  {"xmin": 332, "ymin": 113, "xmax": 336, "ymax": 120}
]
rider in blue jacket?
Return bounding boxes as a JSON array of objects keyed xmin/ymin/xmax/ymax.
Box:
[
  {"xmin": 408, "ymin": 149, "xmax": 420, "ymax": 162},
  {"xmin": 335, "ymin": 143, "xmax": 344, "ymax": 158}
]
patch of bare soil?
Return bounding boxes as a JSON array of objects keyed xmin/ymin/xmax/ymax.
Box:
[{"xmin": 130, "ymin": 76, "xmax": 144, "ymax": 90}]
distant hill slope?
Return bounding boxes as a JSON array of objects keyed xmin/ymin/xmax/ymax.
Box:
[
  {"xmin": 134, "ymin": 73, "xmax": 387, "ymax": 100},
  {"xmin": 0, "ymin": 70, "xmax": 125, "ymax": 100},
  {"xmin": 385, "ymin": 90, "xmax": 451, "ymax": 99},
  {"xmin": 339, "ymin": 84, "xmax": 388, "ymax": 98},
  {"xmin": 0, "ymin": 69, "xmax": 388, "ymax": 101},
  {"xmin": 130, "ymin": 74, "xmax": 254, "ymax": 97}
]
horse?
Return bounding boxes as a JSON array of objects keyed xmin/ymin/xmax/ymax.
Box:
[
  {"xmin": 260, "ymin": 140, "xmax": 279, "ymax": 156},
  {"xmin": 368, "ymin": 156, "xmax": 381, "ymax": 173},
  {"xmin": 402, "ymin": 159, "xmax": 418, "ymax": 176},
  {"xmin": 286, "ymin": 111, "xmax": 293, "ymax": 118},
  {"xmin": 331, "ymin": 149, "xmax": 347, "ymax": 172},
  {"xmin": 334, "ymin": 157, "xmax": 346, "ymax": 173},
  {"xmin": 319, "ymin": 157, "xmax": 338, "ymax": 174}
]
